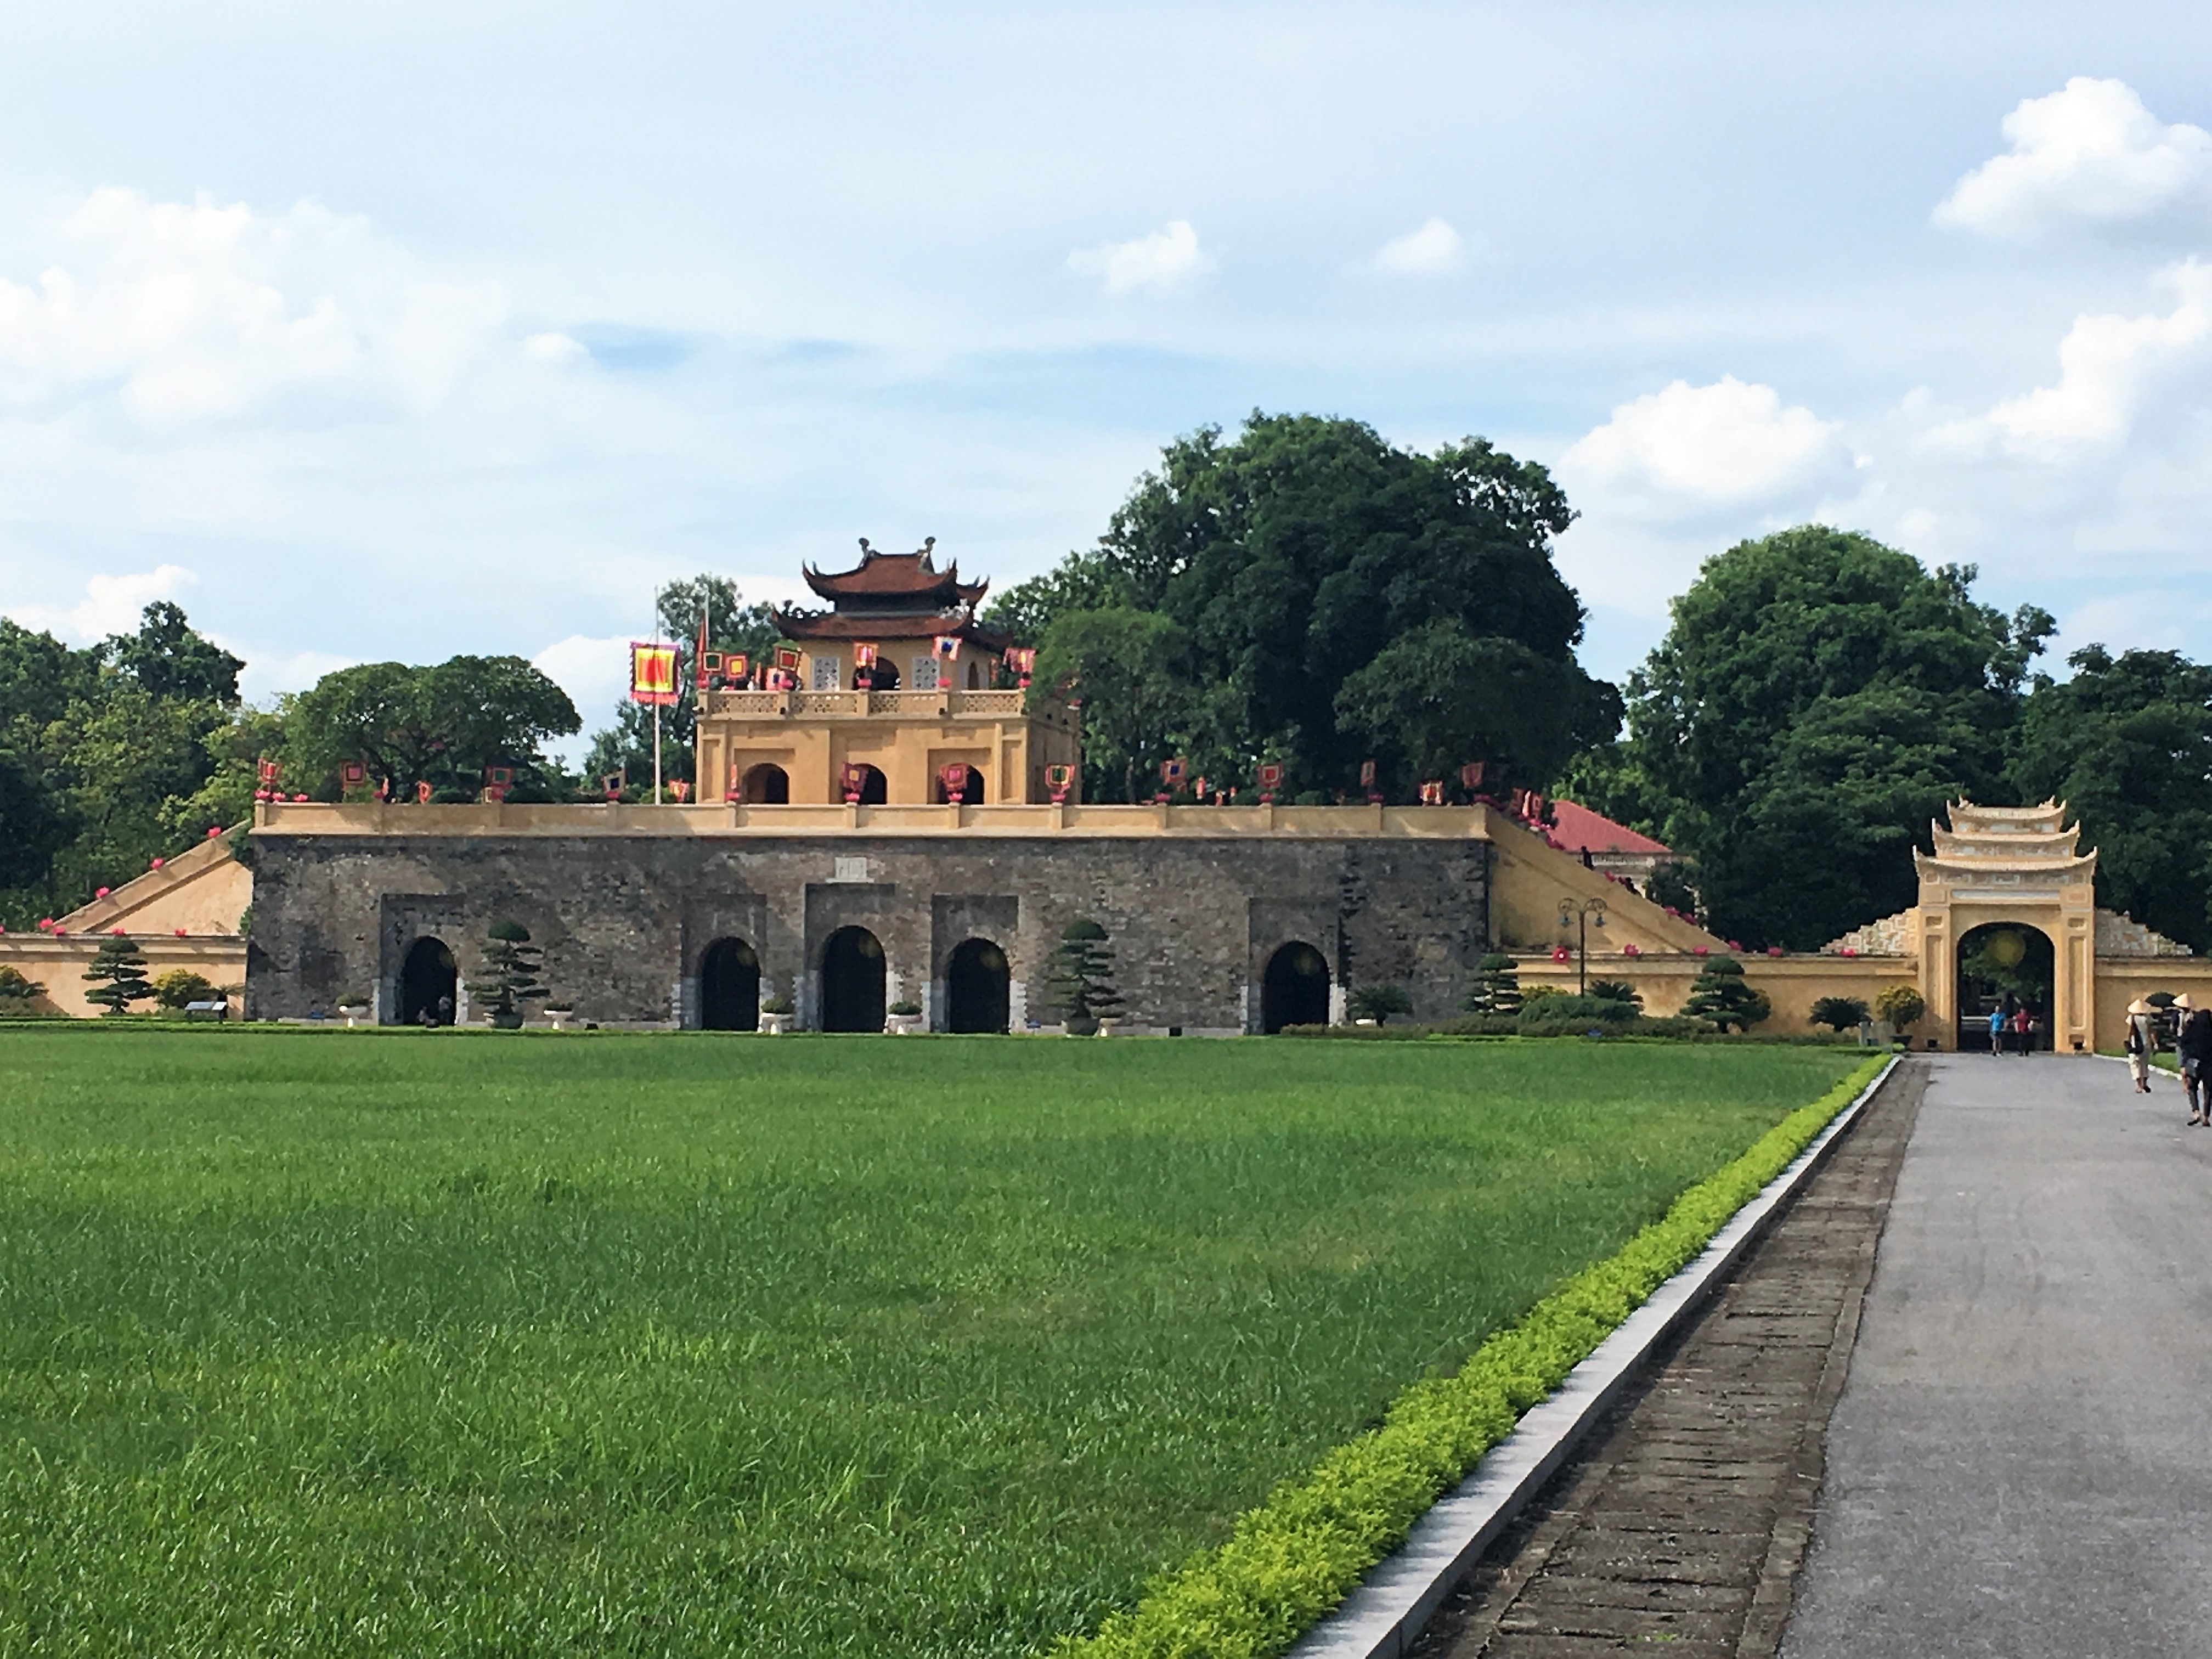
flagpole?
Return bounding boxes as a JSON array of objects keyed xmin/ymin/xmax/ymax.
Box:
[{"xmin": 652, "ymin": 606, "xmax": 664, "ymax": 805}]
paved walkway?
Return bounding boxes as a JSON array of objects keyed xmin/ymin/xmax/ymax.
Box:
[
  {"xmin": 1782, "ymin": 1053, "xmax": 2212, "ymax": 1657},
  {"xmin": 1414, "ymin": 1059, "xmax": 1924, "ymax": 1658}
]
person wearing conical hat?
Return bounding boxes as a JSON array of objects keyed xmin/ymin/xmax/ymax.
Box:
[{"xmin": 2124, "ymin": 998, "xmax": 2159, "ymax": 1094}]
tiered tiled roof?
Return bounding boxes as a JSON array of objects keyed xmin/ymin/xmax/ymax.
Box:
[{"xmin": 775, "ymin": 537, "xmax": 1005, "ymax": 646}]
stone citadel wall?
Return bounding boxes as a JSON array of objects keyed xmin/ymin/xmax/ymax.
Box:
[{"xmin": 241, "ymin": 810, "xmax": 1492, "ymax": 1032}]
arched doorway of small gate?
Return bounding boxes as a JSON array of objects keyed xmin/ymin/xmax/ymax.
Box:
[
  {"xmin": 946, "ymin": 938, "xmax": 1010, "ymax": 1032},
  {"xmin": 1261, "ymin": 941, "xmax": 1331, "ymax": 1034},
  {"xmin": 740, "ymin": 763, "xmax": 789, "ymax": 804},
  {"xmin": 934, "ymin": 765, "xmax": 986, "ymax": 805},
  {"xmin": 699, "ymin": 937, "xmax": 760, "ymax": 1030},
  {"xmin": 820, "ymin": 926, "xmax": 887, "ymax": 1031},
  {"xmin": 399, "ymin": 936, "xmax": 458, "ymax": 1025},
  {"xmin": 1955, "ymin": 921, "xmax": 2056, "ymax": 1051}
]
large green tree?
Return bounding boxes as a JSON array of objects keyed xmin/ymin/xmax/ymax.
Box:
[
  {"xmin": 289, "ymin": 657, "xmax": 580, "ymax": 799},
  {"xmin": 1609, "ymin": 527, "xmax": 2052, "ymax": 950},
  {"xmin": 0, "ymin": 606, "xmax": 243, "ymax": 924},
  {"xmin": 1003, "ymin": 413, "xmax": 1612, "ymax": 800},
  {"xmin": 2011, "ymin": 645, "xmax": 2212, "ymax": 952},
  {"xmin": 1028, "ymin": 608, "xmax": 1197, "ymax": 803}
]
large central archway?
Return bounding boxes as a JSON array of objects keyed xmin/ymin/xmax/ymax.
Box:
[
  {"xmin": 399, "ymin": 935, "xmax": 457, "ymax": 1025},
  {"xmin": 1261, "ymin": 941, "xmax": 1331, "ymax": 1033},
  {"xmin": 946, "ymin": 937, "xmax": 1009, "ymax": 1033},
  {"xmin": 820, "ymin": 926, "xmax": 887, "ymax": 1032},
  {"xmin": 1955, "ymin": 921, "xmax": 2056, "ymax": 1051},
  {"xmin": 700, "ymin": 937, "xmax": 760, "ymax": 1030}
]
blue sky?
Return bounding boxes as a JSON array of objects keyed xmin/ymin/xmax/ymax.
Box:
[{"xmin": 4, "ymin": 2, "xmax": 2212, "ymax": 754}]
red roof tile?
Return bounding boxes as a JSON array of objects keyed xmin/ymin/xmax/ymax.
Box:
[{"xmin": 1548, "ymin": 798, "xmax": 1670, "ymax": 856}]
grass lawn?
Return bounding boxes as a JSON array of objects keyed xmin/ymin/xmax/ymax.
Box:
[{"xmin": 0, "ymin": 1029, "xmax": 1864, "ymax": 1657}]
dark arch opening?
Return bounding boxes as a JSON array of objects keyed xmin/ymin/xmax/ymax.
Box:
[
  {"xmin": 966, "ymin": 661, "xmax": 981, "ymax": 690},
  {"xmin": 821, "ymin": 926, "xmax": 887, "ymax": 1032},
  {"xmin": 848, "ymin": 764, "xmax": 888, "ymax": 805},
  {"xmin": 741, "ymin": 763, "xmax": 789, "ymax": 804},
  {"xmin": 700, "ymin": 937, "xmax": 760, "ymax": 1031},
  {"xmin": 400, "ymin": 935, "xmax": 458, "ymax": 1026},
  {"xmin": 1262, "ymin": 941, "xmax": 1331, "ymax": 1034},
  {"xmin": 1956, "ymin": 922, "xmax": 2055, "ymax": 1052},
  {"xmin": 868, "ymin": 659, "xmax": 901, "ymax": 691},
  {"xmin": 934, "ymin": 765, "xmax": 986, "ymax": 805},
  {"xmin": 947, "ymin": 937, "xmax": 1010, "ymax": 1034}
]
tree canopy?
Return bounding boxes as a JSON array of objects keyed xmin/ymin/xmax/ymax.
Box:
[
  {"xmin": 1001, "ymin": 413, "xmax": 1615, "ymax": 800},
  {"xmin": 0, "ymin": 605, "xmax": 249, "ymax": 928},
  {"xmin": 2010, "ymin": 645, "xmax": 2212, "ymax": 953},
  {"xmin": 289, "ymin": 657, "xmax": 580, "ymax": 800},
  {"xmin": 1593, "ymin": 527, "xmax": 2053, "ymax": 950}
]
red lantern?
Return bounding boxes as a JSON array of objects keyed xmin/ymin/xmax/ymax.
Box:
[
  {"xmin": 207, "ymin": 826, "xmax": 221, "ymax": 838},
  {"xmin": 110, "ymin": 927, "xmax": 126, "ymax": 938},
  {"xmin": 150, "ymin": 857, "xmax": 163, "ymax": 870},
  {"xmin": 1418, "ymin": 781, "xmax": 1444, "ymax": 805},
  {"xmin": 1551, "ymin": 945, "xmax": 1571, "ymax": 963},
  {"xmin": 1694, "ymin": 946, "xmax": 1709, "ymax": 956},
  {"xmin": 1767, "ymin": 944, "xmax": 1784, "ymax": 956},
  {"xmin": 96, "ymin": 887, "xmax": 110, "ymax": 899},
  {"xmin": 174, "ymin": 928, "xmax": 187, "ymax": 937}
]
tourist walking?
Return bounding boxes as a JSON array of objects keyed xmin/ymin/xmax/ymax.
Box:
[
  {"xmin": 2175, "ymin": 995, "xmax": 2212, "ymax": 1125},
  {"xmin": 2125, "ymin": 998, "xmax": 2158, "ymax": 1093},
  {"xmin": 1988, "ymin": 1003, "xmax": 2006, "ymax": 1054},
  {"xmin": 2012, "ymin": 1003, "xmax": 2034, "ymax": 1056}
]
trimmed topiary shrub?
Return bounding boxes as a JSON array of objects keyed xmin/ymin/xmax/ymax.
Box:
[
  {"xmin": 1462, "ymin": 954, "xmax": 1523, "ymax": 1014},
  {"xmin": 1683, "ymin": 956, "xmax": 1770, "ymax": 1034},
  {"xmin": 1346, "ymin": 984, "xmax": 1414, "ymax": 1024},
  {"xmin": 1809, "ymin": 995, "xmax": 1871, "ymax": 1032}
]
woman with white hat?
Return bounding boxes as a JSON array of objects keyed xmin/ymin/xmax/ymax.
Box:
[{"xmin": 2124, "ymin": 998, "xmax": 2159, "ymax": 1093}]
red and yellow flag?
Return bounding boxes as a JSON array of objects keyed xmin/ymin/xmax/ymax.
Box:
[{"xmin": 630, "ymin": 642, "xmax": 679, "ymax": 706}]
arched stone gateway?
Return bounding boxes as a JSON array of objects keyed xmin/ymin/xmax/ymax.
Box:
[
  {"xmin": 699, "ymin": 937, "xmax": 760, "ymax": 1031},
  {"xmin": 820, "ymin": 926, "xmax": 887, "ymax": 1032},
  {"xmin": 1262, "ymin": 941, "xmax": 1331, "ymax": 1034},
  {"xmin": 399, "ymin": 936, "xmax": 457, "ymax": 1025},
  {"xmin": 946, "ymin": 937, "xmax": 1009, "ymax": 1033}
]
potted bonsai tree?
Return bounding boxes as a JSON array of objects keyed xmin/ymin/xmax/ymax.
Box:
[
  {"xmin": 1872, "ymin": 984, "xmax": 1926, "ymax": 1051},
  {"xmin": 759, "ymin": 991, "xmax": 793, "ymax": 1035},
  {"xmin": 467, "ymin": 918, "xmax": 548, "ymax": 1029},
  {"xmin": 1047, "ymin": 918, "xmax": 1123, "ymax": 1036}
]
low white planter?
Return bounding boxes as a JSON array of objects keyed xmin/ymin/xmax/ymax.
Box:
[
  {"xmin": 336, "ymin": 1005, "xmax": 369, "ymax": 1028},
  {"xmin": 885, "ymin": 1014, "xmax": 925, "ymax": 1036},
  {"xmin": 544, "ymin": 1008, "xmax": 575, "ymax": 1031},
  {"xmin": 758, "ymin": 1012, "xmax": 791, "ymax": 1035}
]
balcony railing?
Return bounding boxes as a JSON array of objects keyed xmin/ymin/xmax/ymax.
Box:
[{"xmin": 703, "ymin": 688, "xmax": 1033, "ymax": 719}]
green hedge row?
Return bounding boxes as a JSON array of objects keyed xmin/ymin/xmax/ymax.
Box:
[{"xmin": 1052, "ymin": 1054, "xmax": 1888, "ymax": 1659}]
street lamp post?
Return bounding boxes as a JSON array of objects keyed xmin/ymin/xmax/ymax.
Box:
[{"xmin": 1559, "ymin": 897, "xmax": 1607, "ymax": 995}]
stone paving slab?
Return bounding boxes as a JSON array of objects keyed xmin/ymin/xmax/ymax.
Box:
[
  {"xmin": 1780, "ymin": 1053, "xmax": 2212, "ymax": 1658},
  {"xmin": 1412, "ymin": 1058, "xmax": 1924, "ymax": 1659}
]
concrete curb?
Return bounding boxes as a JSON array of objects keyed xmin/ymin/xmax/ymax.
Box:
[{"xmin": 1285, "ymin": 1053, "xmax": 1903, "ymax": 1659}]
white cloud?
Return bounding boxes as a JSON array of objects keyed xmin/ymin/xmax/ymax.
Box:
[
  {"xmin": 1558, "ymin": 376, "xmax": 1850, "ymax": 508},
  {"xmin": 0, "ymin": 187, "xmax": 508, "ymax": 424},
  {"xmin": 1067, "ymin": 220, "xmax": 1205, "ymax": 293},
  {"xmin": 236, "ymin": 646, "xmax": 357, "ymax": 704},
  {"xmin": 5, "ymin": 562, "xmax": 197, "ymax": 641},
  {"xmin": 1935, "ymin": 77, "xmax": 2212, "ymax": 236},
  {"xmin": 534, "ymin": 632, "xmax": 635, "ymax": 727},
  {"xmin": 1926, "ymin": 261, "xmax": 2212, "ymax": 460},
  {"xmin": 1370, "ymin": 218, "xmax": 1463, "ymax": 276},
  {"xmin": 523, "ymin": 330, "xmax": 588, "ymax": 365}
]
